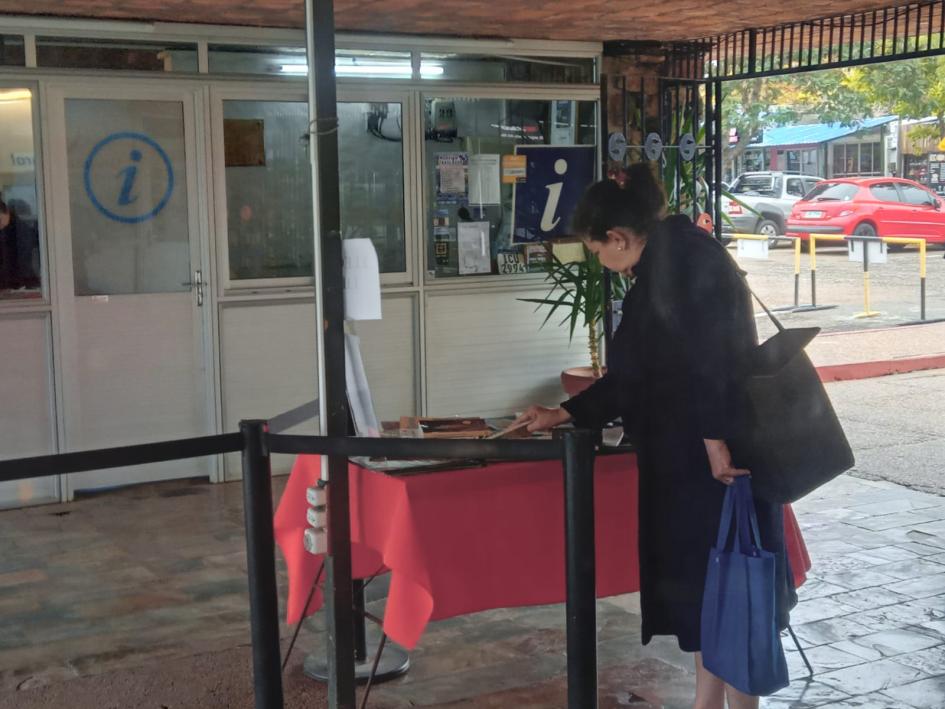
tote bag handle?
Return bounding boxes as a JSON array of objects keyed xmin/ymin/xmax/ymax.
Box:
[{"xmin": 715, "ymin": 478, "xmax": 764, "ymax": 554}]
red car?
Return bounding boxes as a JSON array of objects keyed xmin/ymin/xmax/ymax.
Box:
[{"xmin": 786, "ymin": 177, "xmax": 945, "ymax": 243}]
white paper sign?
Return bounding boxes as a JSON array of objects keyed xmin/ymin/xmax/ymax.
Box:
[
  {"xmin": 343, "ymin": 238, "xmax": 382, "ymax": 320},
  {"xmin": 458, "ymin": 221, "xmax": 492, "ymax": 275},
  {"xmin": 848, "ymin": 239, "xmax": 887, "ymax": 264},
  {"xmin": 469, "ymin": 154, "xmax": 501, "ymax": 205},
  {"xmin": 737, "ymin": 238, "xmax": 769, "ymax": 260},
  {"xmin": 345, "ymin": 333, "xmax": 381, "ymax": 438}
]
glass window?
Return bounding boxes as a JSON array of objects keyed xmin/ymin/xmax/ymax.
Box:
[
  {"xmin": 222, "ymin": 100, "xmax": 406, "ymax": 281},
  {"xmin": 870, "ymin": 183, "xmax": 901, "ymax": 203},
  {"xmin": 731, "ymin": 174, "xmax": 777, "ymax": 196},
  {"xmin": 806, "ymin": 182, "xmax": 859, "ymax": 202},
  {"xmin": 0, "ymin": 88, "xmax": 42, "ymax": 300},
  {"xmin": 37, "ymin": 37, "xmax": 198, "ymax": 72},
  {"xmin": 65, "ymin": 99, "xmax": 192, "ymax": 295},
  {"xmin": 209, "ymin": 46, "xmax": 413, "ymax": 79},
  {"xmin": 786, "ymin": 178, "xmax": 805, "ymax": 197},
  {"xmin": 832, "ymin": 144, "xmax": 847, "ymax": 176},
  {"xmin": 420, "ymin": 54, "xmax": 595, "ymax": 83},
  {"xmin": 802, "ymin": 178, "xmax": 821, "ymax": 194},
  {"xmin": 209, "ymin": 45, "xmax": 307, "ymax": 75},
  {"xmin": 0, "ymin": 36, "xmax": 25, "ymax": 67},
  {"xmin": 900, "ymin": 184, "xmax": 937, "ymax": 206},
  {"xmin": 423, "ymin": 96, "xmax": 596, "ymax": 279},
  {"xmin": 859, "ymin": 143, "xmax": 874, "ymax": 174}
]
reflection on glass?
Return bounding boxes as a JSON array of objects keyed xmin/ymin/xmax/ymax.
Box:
[
  {"xmin": 37, "ymin": 37, "xmax": 198, "ymax": 72},
  {"xmin": 0, "ymin": 35, "xmax": 25, "ymax": 67},
  {"xmin": 209, "ymin": 45, "xmax": 307, "ymax": 75},
  {"xmin": 224, "ymin": 101, "xmax": 313, "ymax": 281},
  {"xmin": 420, "ymin": 54, "xmax": 595, "ymax": 83},
  {"xmin": 223, "ymin": 100, "xmax": 406, "ymax": 280},
  {"xmin": 424, "ymin": 97, "xmax": 596, "ymax": 278},
  {"xmin": 66, "ymin": 99, "xmax": 191, "ymax": 295},
  {"xmin": 338, "ymin": 102, "xmax": 406, "ymax": 273},
  {"xmin": 0, "ymin": 88, "xmax": 42, "ymax": 300}
]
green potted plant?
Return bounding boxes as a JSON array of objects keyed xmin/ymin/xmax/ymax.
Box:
[{"xmin": 520, "ymin": 246, "xmax": 629, "ymax": 396}]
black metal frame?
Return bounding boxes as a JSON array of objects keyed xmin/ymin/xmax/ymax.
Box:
[
  {"xmin": 0, "ymin": 426, "xmax": 601, "ymax": 709},
  {"xmin": 660, "ymin": 0, "xmax": 945, "ymax": 81}
]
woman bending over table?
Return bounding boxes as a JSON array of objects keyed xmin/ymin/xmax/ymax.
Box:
[{"xmin": 516, "ymin": 165, "xmax": 796, "ymax": 709}]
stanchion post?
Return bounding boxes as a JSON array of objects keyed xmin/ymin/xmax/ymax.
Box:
[
  {"xmin": 560, "ymin": 429, "xmax": 598, "ymax": 709},
  {"xmin": 862, "ymin": 236, "xmax": 871, "ymax": 315},
  {"xmin": 920, "ymin": 240, "xmax": 927, "ymax": 321},
  {"xmin": 793, "ymin": 237, "xmax": 801, "ymax": 308},
  {"xmin": 810, "ymin": 235, "xmax": 818, "ymax": 307},
  {"xmin": 240, "ymin": 420, "xmax": 285, "ymax": 709}
]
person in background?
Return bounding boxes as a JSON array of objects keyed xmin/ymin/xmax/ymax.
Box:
[
  {"xmin": 0, "ymin": 198, "xmax": 40, "ymax": 291},
  {"xmin": 515, "ymin": 165, "xmax": 795, "ymax": 709}
]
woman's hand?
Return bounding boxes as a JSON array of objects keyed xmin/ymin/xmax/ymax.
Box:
[
  {"xmin": 514, "ymin": 405, "xmax": 572, "ymax": 433},
  {"xmin": 703, "ymin": 439, "xmax": 750, "ymax": 485}
]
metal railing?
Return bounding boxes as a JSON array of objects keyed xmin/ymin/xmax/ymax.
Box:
[{"xmin": 0, "ymin": 422, "xmax": 602, "ymax": 709}]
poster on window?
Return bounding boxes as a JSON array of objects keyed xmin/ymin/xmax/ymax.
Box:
[
  {"xmin": 511, "ymin": 145, "xmax": 595, "ymax": 244},
  {"xmin": 436, "ymin": 152, "xmax": 468, "ymax": 204}
]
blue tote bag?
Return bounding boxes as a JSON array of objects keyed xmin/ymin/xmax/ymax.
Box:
[{"xmin": 701, "ymin": 477, "xmax": 789, "ymax": 696}]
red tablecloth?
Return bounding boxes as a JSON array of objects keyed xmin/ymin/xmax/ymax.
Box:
[{"xmin": 274, "ymin": 454, "xmax": 811, "ymax": 650}]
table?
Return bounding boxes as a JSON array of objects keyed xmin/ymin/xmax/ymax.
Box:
[{"xmin": 274, "ymin": 454, "xmax": 811, "ymax": 650}]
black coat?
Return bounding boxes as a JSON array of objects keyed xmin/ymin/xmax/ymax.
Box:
[{"xmin": 562, "ymin": 215, "xmax": 796, "ymax": 652}]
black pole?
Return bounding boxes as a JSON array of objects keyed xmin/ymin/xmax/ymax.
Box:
[
  {"xmin": 600, "ymin": 75, "xmax": 615, "ymax": 357},
  {"xmin": 713, "ymin": 80, "xmax": 723, "ymax": 241},
  {"xmin": 352, "ymin": 579, "xmax": 368, "ymax": 662},
  {"xmin": 560, "ymin": 428, "xmax": 598, "ymax": 709},
  {"xmin": 240, "ymin": 420, "xmax": 285, "ymax": 709},
  {"xmin": 305, "ymin": 0, "xmax": 356, "ymax": 706}
]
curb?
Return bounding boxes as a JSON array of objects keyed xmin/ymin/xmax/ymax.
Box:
[{"xmin": 817, "ymin": 354, "xmax": 945, "ymax": 382}]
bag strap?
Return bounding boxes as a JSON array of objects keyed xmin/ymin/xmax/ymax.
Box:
[
  {"xmin": 734, "ymin": 477, "xmax": 764, "ymax": 550},
  {"xmin": 716, "ymin": 484, "xmax": 738, "ymax": 552},
  {"xmin": 724, "ymin": 249, "xmax": 785, "ymax": 333}
]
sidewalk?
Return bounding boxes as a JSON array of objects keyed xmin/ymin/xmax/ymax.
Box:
[{"xmin": 801, "ymin": 322, "xmax": 945, "ymax": 381}]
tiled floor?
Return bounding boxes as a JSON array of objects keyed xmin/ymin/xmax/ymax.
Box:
[{"xmin": 1, "ymin": 472, "xmax": 944, "ymax": 708}]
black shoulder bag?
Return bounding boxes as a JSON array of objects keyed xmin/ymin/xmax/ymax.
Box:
[{"xmin": 728, "ymin": 290, "xmax": 855, "ymax": 504}]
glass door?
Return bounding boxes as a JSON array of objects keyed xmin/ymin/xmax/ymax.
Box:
[{"xmin": 46, "ymin": 83, "xmax": 214, "ymax": 493}]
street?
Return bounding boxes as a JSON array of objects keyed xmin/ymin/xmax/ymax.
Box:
[
  {"xmin": 734, "ymin": 242, "xmax": 945, "ymax": 334},
  {"xmin": 826, "ymin": 369, "xmax": 945, "ymax": 496}
]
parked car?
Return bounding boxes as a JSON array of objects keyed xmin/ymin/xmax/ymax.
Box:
[
  {"xmin": 722, "ymin": 171, "xmax": 824, "ymax": 245},
  {"xmin": 786, "ymin": 177, "xmax": 945, "ymax": 244}
]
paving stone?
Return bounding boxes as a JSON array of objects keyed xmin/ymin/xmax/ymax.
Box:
[
  {"xmin": 793, "ymin": 617, "xmax": 877, "ymax": 647},
  {"xmin": 799, "ymin": 644, "xmax": 872, "ymax": 672},
  {"xmin": 887, "ymin": 574, "xmax": 945, "ymax": 600},
  {"xmin": 816, "ymin": 569, "xmax": 901, "ymax": 591},
  {"xmin": 817, "ymin": 658, "xmax": 929, "ymax": 695},
  {"xmin": 827, "ymin": 588, "xmax": 913, "ymax": 612},
  {"xmin": 893, "ymin": 645, "xmax": 945, "ymax": 676},
  {"xmin": 848, "ymin": 629, "xmax": 942, "ymax": 658},
  {"xmin": 868, "ymin": 559, "xmax": 945, "ymax": 582},
  {"xmin": 791, "ymin": 599, "xmax": 861, "ymax": 625},
  {"xmin": 760, "ymin": 680, "xmax": 854, "ymax": 707},
  {"xmin": 882, "ymin": 675, "xmax": 945, "ymax": 709},
  {"xmin": 797, "ymin": 579, "xmax": 850, "ymax": 601},
  {"xmin": 819, "ymin": 693, "xmax": 925, "ymax": 708}
]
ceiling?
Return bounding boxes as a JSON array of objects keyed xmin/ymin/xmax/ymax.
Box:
[{"xmin": 0, "ymin": 0, "xmax": 911, "ymax": 43}]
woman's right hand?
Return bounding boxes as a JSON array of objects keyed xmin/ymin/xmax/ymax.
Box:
[{"xmin": 514, "ymin": 405, "xmax": 573, "ymax": 433}]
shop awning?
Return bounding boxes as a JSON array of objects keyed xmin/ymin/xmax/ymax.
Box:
[{"xmin": 753, "ymin": 116, "xmax": 899, "ymax": 148}]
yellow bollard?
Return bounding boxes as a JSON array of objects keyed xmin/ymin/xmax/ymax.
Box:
[{"xmin": 882, "ymin": 237, "xmax": 927, "ymax": 321}]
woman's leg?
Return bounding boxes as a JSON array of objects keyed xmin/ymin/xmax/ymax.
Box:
[
  {"xmin": 693, "ymin": 653, "xmax": 725, "ymax": 709},
  {"xmin": 724, "ymin": 683, "xmax": 760, "ymax": 709}
]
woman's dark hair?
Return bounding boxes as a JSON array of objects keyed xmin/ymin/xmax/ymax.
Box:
[{"xmin": 570, "ymin": 163, "xmax": 666, "ymax": 242}]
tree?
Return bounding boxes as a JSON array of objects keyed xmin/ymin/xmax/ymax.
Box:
[
  {"xmin": 721, "ymin": 70, "xmax": 872, "ymax": 168},
  {"xmin": 846, "ymin": 52, "xmax": 945, "ymax": 139}
]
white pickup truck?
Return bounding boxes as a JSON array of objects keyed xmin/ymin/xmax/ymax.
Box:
[{"xmin": 722, "ymin": 171, "xmax": 823, "ymax": 245}]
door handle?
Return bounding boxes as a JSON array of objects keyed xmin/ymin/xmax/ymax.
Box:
[{"xmin": 182, "ymin": 269, "xmax": 208, "ymax": 307}]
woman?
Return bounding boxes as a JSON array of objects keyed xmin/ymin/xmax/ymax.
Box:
[{"xmin": 517, "ymin": 165, "xmax": 795, "ymax": 709}]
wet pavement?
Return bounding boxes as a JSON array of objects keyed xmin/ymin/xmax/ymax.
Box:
[{"xmin": 1, "ymin": 370, "xmax": 944, "ymax": 707}]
